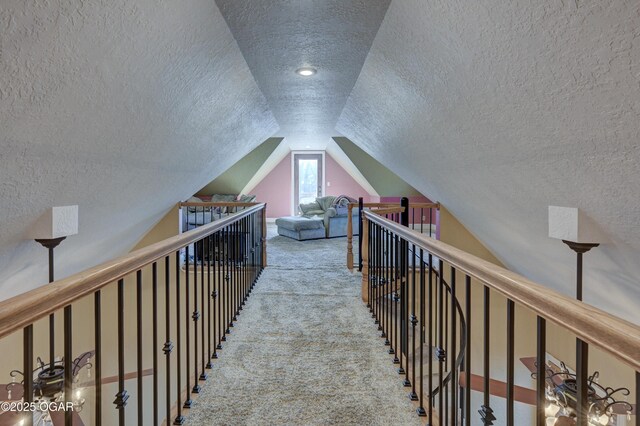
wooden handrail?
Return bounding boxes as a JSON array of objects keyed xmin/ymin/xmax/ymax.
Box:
[
  {"xmin": 371, "ymin": 207, "xmax": 405, "ymax": 216},
  {"xmin": 179, "ymin": 202, "xmax": 259, "ymax": 207},
  {"xmin": 363, "ymin": 210, "xmax": 640, "ymax": 371},
  {"xmin": 0, "ymin": 203, "xmax": 266, "ymax": 340},
  {"xmin": 346, "ymin": 201, "xmax": 440, "ymax": 271},
  {"xmin": 346, "ymin": 201, "xmax": 440, "ymax": 210}
]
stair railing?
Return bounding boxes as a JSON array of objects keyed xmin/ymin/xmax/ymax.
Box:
[
  {"xmin": 0, "ymin": 203, "xmax": 267, "ymax": 426},
  {"xmin": 361, "ymin": 209, "xmax": 640, "ymax": 426},
  {"xmin": 346, "ymin": 197, "xmax": 440, "ymax": 271}
]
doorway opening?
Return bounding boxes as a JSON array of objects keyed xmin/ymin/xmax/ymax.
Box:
[{"xmin": 292, "ymin": 152, "xmax": 324, "ymax": 214}]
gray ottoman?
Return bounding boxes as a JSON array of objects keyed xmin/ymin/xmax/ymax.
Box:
[{"xmin": 275, "ymin": 216, "xmax": 325, "ymax": 241}]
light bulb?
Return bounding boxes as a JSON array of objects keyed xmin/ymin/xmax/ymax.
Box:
[
  {"xmin": 75, "ymin": 389, "xmax": 81, "ymax": 400},
  {"xmin": 598, "ymin": 414, "xmax": 610, "ymax": 425},
  {"xmin": 545, "ymin": 403, "xmax": 561, "ymax": 417}
]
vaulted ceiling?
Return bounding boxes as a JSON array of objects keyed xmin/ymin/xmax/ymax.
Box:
[
  {"xmin": 214, "ymin": 0, "xmax": 390, "ymax": 149},
  {"xmin": 1, "ymin": 1, "xmax": 639, "ymax": 323}
]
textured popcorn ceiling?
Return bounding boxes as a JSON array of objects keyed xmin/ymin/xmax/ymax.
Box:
[
  {"xmin": 214, "ymin": 0, "xmax": 390, "ymax": 149},
  {"xmin": 2, "ymin": 0, "xmax": 639, "ymax": 326},
  {"xmin": 337, "ymin": 0, "xmax": 640, "ymax": 323},
  {"xmin": 0, "ymin": 0, "xmax": 277, "ymax": 299}
]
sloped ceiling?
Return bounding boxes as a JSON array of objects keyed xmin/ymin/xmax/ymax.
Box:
[
  {"xmin": 0, "ymin": 0, "xmax": 277, "ymax": 300},
  {"xmin": 214, "ymin": 0, "xmax": 390, "ymax": 149},
  {"xmin": 198, "ymin": 137, "xmax": 283, "ymax": 195},
  {"xmin": 337, "ymin": 0, "xmax": 640, "ymax": 323},
  {"xmin": 333, "ymin": 137, "xmax": 422, "ymax": 197}
]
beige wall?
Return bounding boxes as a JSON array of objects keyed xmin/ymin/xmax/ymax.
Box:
[{"xmin": 436, "ymin": 206, "xmax": 636, "ymax": 425}]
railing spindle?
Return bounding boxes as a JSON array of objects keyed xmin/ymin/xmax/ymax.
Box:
[
  {"xmin": 136, "ymin": 270, "xmax": 143, "ymax": 425},
  {"xmin": 437, "ymin": 259, "xmax": 444, "ymax": 418},
  {"xmin": 192, "ymin": 241, "xmax": 201, "ymax": 393},
  {"xmin": 417, "ymin": 249, "xmax": 426, "ymax": 416},
  {"xmin": 207, "ymin": 235, "xmax": 213, "ymax": 368},
  {"xmin": 184, "ymin": 245, "xmax": 192, "ymax": 408},
  {"xmin": 536, "ymin": 316, "xmax": 546, "ymax": 426},
  {"xmin": 163, "ymin": 256, "xmax": 173, "ymax": 426},
  {"xmin": 393, "ymin": 234, "xmax": 400, "ymax": 365},
  {"xmin": 450, "ymin": 265, "xmax": 457, "ymax": 426},
  {"xmin": 115, "ymin": 279, "xmax": 127, "ymax": 426},
  {"xmin": 174, "ymin": 251, "xmax": 184, "ymax": 424},
  {"xmin": 479, "ymin": 285, "xmax": 494, "ymax": 425},
  {"xmin": 465, "ymin": 275, "xmax": 471, "ymax": 426},
  {"xmin": 152, "ymin": 262, "xmax": 159, "ymax": 426},
  {"xmin": 506, "ymin": 299, "xmax": 515, "ymax": 426},
  {"xmin": 200, "ymin": 238, "xmax": 207, "ymax": 381},
  {"xmin": 94, "ymin": 290, "xmax": 102, "ymax": 426},
  {"xmin": 410, "ymin": 243, "xmax": 418, "ymax": 400},
  {"xmin": 23, "ymin": 324, "xmax": 34, "ymax": 426},
  {"xmin": 428, "ymin": 254, "xmax": 434, "ymax": 424}
]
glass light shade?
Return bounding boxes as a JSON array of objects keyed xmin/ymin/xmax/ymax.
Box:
[{"xmin": 545, "ymin": 403, "xmax": 561, "ymax": 418}]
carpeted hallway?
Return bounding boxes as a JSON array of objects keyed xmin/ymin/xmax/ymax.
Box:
[{"xmin": 187, "ymin": 225, "xmax": 422, "ymax": 425}]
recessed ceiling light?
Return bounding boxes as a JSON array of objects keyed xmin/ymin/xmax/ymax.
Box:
[{"xmin": 296, "ymin": 67, "xmax": 316, "ymax": 77}]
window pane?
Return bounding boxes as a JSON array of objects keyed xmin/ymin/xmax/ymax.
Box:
[{"xmin": 299, "ymin": 159, "xmax": 318, "ymax": 204}]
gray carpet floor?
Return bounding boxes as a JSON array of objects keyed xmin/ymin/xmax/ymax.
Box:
[{"xmin": 187, "ymin": 225, "xmax": 422, "ymax": 425}]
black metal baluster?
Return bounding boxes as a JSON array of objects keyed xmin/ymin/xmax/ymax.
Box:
[
  {"xmin": 444, "ymin": 272, "xmax": 449, "ymax": 426},
  {"xmin": 576, "ymin": 339, "xmax": 588, "ymax": 425},
  {"xmin": 174, "ymin": 252, "xmax": 184, "ymax": 425},
  {"xmin": 150, "ymin": 264, "xmax": 158, "ymax": 425},
  {"xmin": 376, "ymin": 222, "xmax": 380, "ymax": 329},
  {"xmin": 368, "ymin": 220, "xmax": 372, "ymax": 315},
  {"xmin": 393, "ymin": 233, "xmax": 400, "ymax": 365},
  {"xmin": 387, "ymin": 229, "xmax": 394, "ymax": 355},
  {"xmin": 207, "ymin": 235, "xmax": 214, "ymax": 367},
  {"xmin": 479, "ymin": 286, "xmax": 494, "ymax": 425},
  {"xmin": 409, "ymin": 243, "xmax": 418, "ymax": 400},
  {"xmin": 635, "ymin": 373, "xmax": 639, "ymax": 426},
  {"xmin": 380, "ymin": 224, "xmax": 384, "ymax": 336},
  {"xmin": 417, "ymin": 249, "xmax": 426, "ymax": 416},
  {"xmin": 536, "ymin": 317, "xmax": 546, "ymax": 426},
  {"xmin": 164, "ymin": 257, "xmax": 173, "ymax": 426},
  {"xmin": 428, "ymin": 254, "xmax": 434, "ymax": 424},
  {"xmin": 192, "ymin": 240, "xmax": 201, "ymax": 393},
  {"xmin": 115, "ymin": 279, "xmax": 128, "ymax": 426},
  {"xmin": 373, "ymin": 222, "xmax": 378, "ymax": 323},
  {"xmin": 225, "ymin": 227, "xmax": 231, "ymax": 337},
  {"xmin": 94, "ymin": 290, "xmax": 102, "ymax": 426},
  {"xmin": 380, "ymin": 226, "xmax": 388, "ymax": 345},
  {"xmin": 233, "ymin": 222, "xmax": 238, "ymax": 322},
  {"xmin": 23, "ymin": 324, "xmax": 34, "ymax": 426},
  {"xmin": 437, "ymin": 259, "xmax": 444, "ymax": 420},
  {"xmin": 200, "ymin": 238, "xmax": 207, "ymax": 381},
  {"xmin": 450, "ymin": 266, "xmax": 457, "ymax": 426},
  {"xmin": 506, "ymin": 299, "xmax": 515, "ymax": 426},
  {"xmin": 136, "ymin": 270, "xmax": 143, "ymax": 425},
  {"xmin": 398, "ymin": 233, "xmax": 409, "ymax": 376},
  {"xmin": 465, "ymin": 275, "xmax": 471, "ymax": 426},
  {"xmin": 403, "ymin": 236, "xmax": 410, "ymax": 388},
  {"xmin": 216, "ymin": 231, "xmax": 223, "ymax": 350},
  {"xmin": 358, "ymin": 197, "xmax": 363, "ymax": 271},
  {"xmin": 184, "ymin": 246, "xmax": 193, "ymax": 408}
]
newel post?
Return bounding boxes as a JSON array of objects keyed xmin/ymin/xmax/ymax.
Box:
[
  {"xmin": 261, "ymin": 204, "xmax": 267, "ymax": 268},
  {"xmin": 347, "ymin": 203, "xmax": 354, "ymax": 271},
  {"xmin": 361, "ymin": 214, "xmax": 369, "ymax": 304}
]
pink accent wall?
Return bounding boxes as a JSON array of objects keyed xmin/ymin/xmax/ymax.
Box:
[
  {"xmin": 251, "ymin": 152, "xmax": 376, "ymax": 218},
  {"xmin": 251, "ymin": 153, "xmax": 293, "ymax": 218},
  {"xmin": 324, "ymin": 154, "xmax": 373, "ymax": 203}
]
